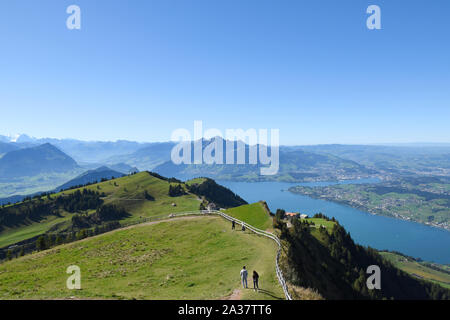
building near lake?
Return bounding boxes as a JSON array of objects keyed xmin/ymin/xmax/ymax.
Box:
[
  {"xmin": 285, "ymin": 212, "xmax": 308, "ymax": 221},
  {"xmin": 286, "ymin": 212, "xmax": 299, "ymax": 221}
]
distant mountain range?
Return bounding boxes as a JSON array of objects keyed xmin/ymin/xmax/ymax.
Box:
[
  {"xmin": 0, "ymin": 143, "xmax": 79, "ymax": 179},
  {"xmin": 0, "ymin": 165, "xmax": 130, "ymax": 206},
  {"xmin": 1, "ymin": 134, "xmax": 450, "ymax": 200},
  {"xmin": 104, "ymin": 142, "xmax": 176, "ymax": 170},
  {"xmin": 153, "ymin": 142, "xmax": 376, "ymax": 182},
  {"xmin": 0, "ymin": 134, "xmax": 148, "ymax": 163},
  {"xmin": 99, "ymin": 139, "xmax": 378, "ymax": 181},
  {"xmin": 0, "ymin": 142, "xmax": 19, "ymax": 156},
  {"xmin": 294, "ymin": 144, "xmax": 450, "ymax": 176},
  {"xmin": 0, "ymin": 140, "xmax": 140, "ymax": 200}
]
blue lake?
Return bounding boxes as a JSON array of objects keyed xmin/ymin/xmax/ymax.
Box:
[{"xmin": 218, "ymin": 179, "xmax": 450, "ymax": 264}]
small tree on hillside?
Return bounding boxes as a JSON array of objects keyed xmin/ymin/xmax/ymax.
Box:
[
  {"xmin": 36, "ymin": 236, "xmax": 47, "ymax": 251},
  {"xmin": 275, "ymin": 209, "xmax": 286, "ymax": 220},
  {"xmin": 144, "ymin": 190, "xmax": 155, "ymax": 201}
]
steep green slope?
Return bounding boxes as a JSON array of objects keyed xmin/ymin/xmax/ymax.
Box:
[
  {"xmin": 380, "ymin": 252, "xmax": 450, "ymax": 289},
  {"xmin": 0, "ymin": 172, "xmax": 199, "ymax": 248},
  {"xmin": 0, "ymin": 216, "xmax": 283, "ymax": 300},
  {"xmin": 225, "ymin": 202, "xmax": 272, "ymax": 231},
  {"xmin": 0, "ymin": 172, "xmax": 248, "ymax": 257},
  {"xmin": 276, "ymin": 216, "xmax": 450, "ymax": 300},
  {"xmin": 187, "ymin": 178, "xmax": 247, "ymax": 209}
]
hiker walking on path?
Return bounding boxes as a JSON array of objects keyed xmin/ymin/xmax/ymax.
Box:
[
  {"xmin": 240, "ymin": 266, "xmax": 248, "ymax": 289},
  {"xmin": 232, "ymin": 220, "xmax": 235, "ymax": 230},
  {"xmin": 252, "ymin": 270, "xmax": 259, "ymax": 292}
]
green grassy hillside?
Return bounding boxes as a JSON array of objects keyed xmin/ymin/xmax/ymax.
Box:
[
  {"xmin": 380, "ymin": 252, "xmax": 450, "ymax": 289},
  {"xmin": 0, "ymin": 172, "xmax": 201, "ymax": 249},
  {"xmin": 305, "ymin": 218, "xmax": 336, "ymax": 230},
  {"xmin": 0, "ymin": 216, "xmax": 283, "ymax": 300},
  {"xmin": 225, "ymin": 202, "xmax": 272, "ymax": 231},
  {"xmin": 276, "ymin": 216, "xmax": 450, "ymax": 300}
]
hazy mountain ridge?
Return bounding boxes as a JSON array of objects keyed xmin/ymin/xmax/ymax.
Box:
[
  {"xmin": 0, "ymin": 142, "xmax": 19, "ymax": 156},
  {"xmin": 0, "ymin": 142, "xmax": 139, "ymax": 200},
  {"xmin": 103, "ymin": 142, "xmax": 176, "ymax": 170},
  {"xmin": 152, "ymin": 142, "xmax": 377, "ymax": 182},
  {"xmin": 0, "ymin": 143, "xmax": 79, "ymax": 179},
  {"xmin": 56, "ymin": 166, "xmax": 125, "ymax": 191},
  {"xmin": 296, "ymin": 144, "xmax": 450, "ymax": 176},
  {"xmin": 0, "ymin": 135, "xmax": 149, "ymax": 163},
  {"xmin": 1, "ymin": 136, "xmax": 450, "ymax": 200}
]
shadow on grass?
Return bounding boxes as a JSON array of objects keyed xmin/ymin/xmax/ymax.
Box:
[{"xmin": 249, "ymin": 288, "xmax": 284, "ymax": 300}]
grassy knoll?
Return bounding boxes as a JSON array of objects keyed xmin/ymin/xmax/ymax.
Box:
[
  {"xmin": 185, "ymin": 178, "xmax": 207, "ymax": 186},
  {"xmin": 0, "ymin": 216, "xmax": 283, "ymax": 300},
  {"xmin": 66, "ymin": 172, "xmax": 201, "ymax": 221},
  {"xmin": 305, "ymin": 218, "xmax": 336, "ymax": 230},
  {"xmin": 225, "ymin": 202, "xmax": 272, "ymax": 231},
  {"xmin": 0, "ymin": 172, "xmax": 201, "ymax": 248},
  {"xmin": 380, "ymin": 252, "xmax": 450, "ymax": 289}
]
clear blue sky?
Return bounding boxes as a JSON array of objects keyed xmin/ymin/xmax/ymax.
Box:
[{"xmin": 0, "ymin": 0, "xmax": 449, "ymax": 145}]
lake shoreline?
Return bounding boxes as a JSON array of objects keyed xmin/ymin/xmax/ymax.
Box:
[
  {"xmin": 217, "ymin": 179, "xmax": 450, "ymax": 264},
  {"xmin": 288, "ymin": 188, "xmax": 450, "ymax": 232}
]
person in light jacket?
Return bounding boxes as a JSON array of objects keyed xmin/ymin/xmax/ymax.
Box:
[{"xmin": 240, "ymin": 266, "xmax": 248, "ymax": 288}]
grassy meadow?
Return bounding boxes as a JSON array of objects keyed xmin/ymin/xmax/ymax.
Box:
[
  {"xmin": 0, "ymin": 216, "xmax": 283, "ymax": 300},
  {"xmin": 224, "ymin": 202, "xmax": 273, "ymax": 231},
  {"xmin": 380, "ymin": 251, "xmax": 450, "ymax": 289},
  {"xmin": 0, "ymin": 172, "xmax": 201, "ymax": 248},
  {"xmin": 305, "ymin": 218, "xmax": 336, "ymax": 231}
]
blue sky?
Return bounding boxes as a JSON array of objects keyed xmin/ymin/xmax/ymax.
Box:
[{"xmin": 0, "ymin": 0, "xmax": 449, "ymax": 145}]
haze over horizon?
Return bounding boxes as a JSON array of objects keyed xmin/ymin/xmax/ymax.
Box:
[{"xmin": 1, "ymin": 132, "xmax": 450, "ymax": 147}]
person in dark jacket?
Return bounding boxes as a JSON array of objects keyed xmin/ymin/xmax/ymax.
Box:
[
  {"xmin": 252, "ymin": 270, "xmax": 259, "ymax": 292},
  {"xmin": 232, "ymin": 220, "xmax": 235, "ymax": 230}
]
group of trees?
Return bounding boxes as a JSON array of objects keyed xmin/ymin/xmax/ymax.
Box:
[
  {"xmin": 0, "ymin": 202, "xmax": 55, "ymax": 230},
  {"xmin": 2, "ymin": 220, "xmax": 123, "ymax": 261},
  {"xmin": 312, "ymin": 212, "xmax": 332, "ymax": 220},
  {"xmin": 186, "ymin": 178, "xmax": 247, "ymax": 208},
  {"xmin": 147, "ymin": 171, "xmax": 182, "ymax": 183},
  {"xmin": 55, "ymin": 189, "xmax": 104, "ymax": 213},
  {"xmin": 275, "ymin": 209, "xmax": 286, "ymax": 220},
  {"xmin": 275, "ymin": 215, "xmax": 449, "ymax": 300},
  {"xmin": 168, "ymin": 184, "xmax": 186, "ymax": 197},
  {"xmin": 0, "ymin": 189, "xmax": 105, "ymax": 231},
  {"xmin": 71, "ymin": 205, "xmax": 129, "ymax": 229}
]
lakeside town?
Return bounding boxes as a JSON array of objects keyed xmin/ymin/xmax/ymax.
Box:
[{"xmin": 288, "ymin": 181, "xmax": 450, "ymax": 231}]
